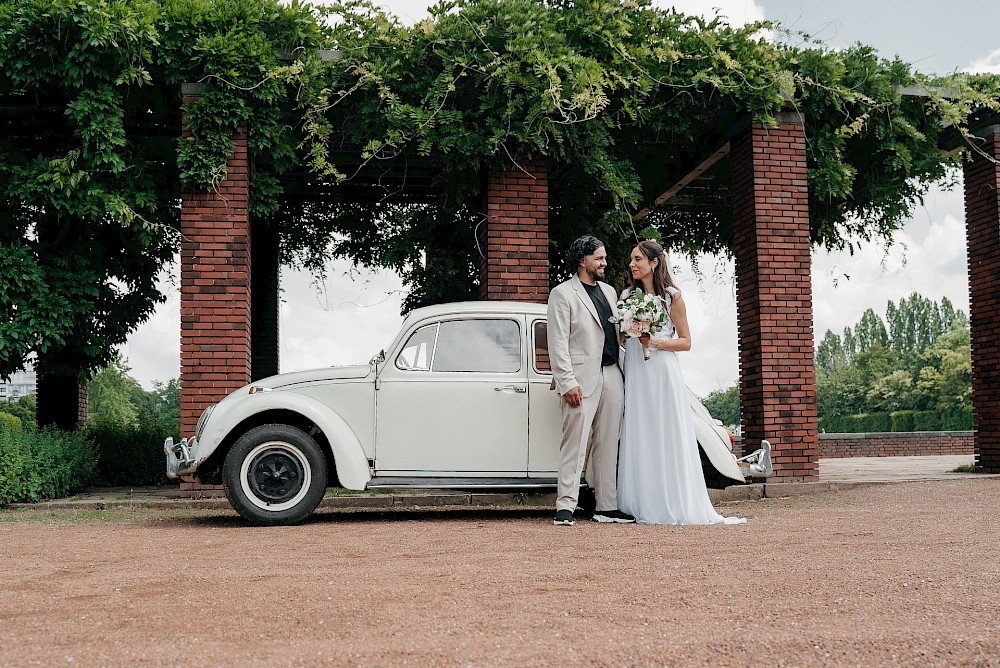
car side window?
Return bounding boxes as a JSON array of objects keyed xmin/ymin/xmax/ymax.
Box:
[
  {"xmin": 396, "ymin": 323, "xmax": 437, "ymax": 371},
  {"xmin": 432, "ymin": 319, "xmax": 521, "ymax": 373},
  {"xmin": 532, "ymin": 320, "xmax": 551, "ymax": 373}
]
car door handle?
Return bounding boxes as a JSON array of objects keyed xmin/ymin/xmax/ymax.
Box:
[{"xmin": 494, "ymin": 385, "xmax": 527, "ymax": 393}]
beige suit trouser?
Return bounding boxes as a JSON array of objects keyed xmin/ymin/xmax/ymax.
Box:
[{"xmin": 556, "ymin": 364, "xmax": 625, "ymax": 513}]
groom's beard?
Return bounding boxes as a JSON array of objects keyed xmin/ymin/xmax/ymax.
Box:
[{"xmin": 588, "ymin": 268, "xmax": 606, "ymax": 282}]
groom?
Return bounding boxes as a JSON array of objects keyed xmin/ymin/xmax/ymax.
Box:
[{"xmin": 547, "ymin": 235, "xmax": 635, "ymax": 526}]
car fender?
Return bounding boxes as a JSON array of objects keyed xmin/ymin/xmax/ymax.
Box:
[
  {"xmin": 686, "ymin": 388, "xmax": 744, "ymax": 483},
  {"xmin": 692, "ymin": 417, "xmax": 745, "ymax": 482},
  {"xmin": 198, "ymin": 391, "xmax": 372, "ymax": 490}
]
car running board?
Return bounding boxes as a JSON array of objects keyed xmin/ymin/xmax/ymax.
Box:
[{"xmin": 368, "ymin": 477, "xmax": 559, "ymax": 490}]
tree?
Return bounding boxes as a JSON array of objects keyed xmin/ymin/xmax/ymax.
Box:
[
  {"xmin": 817, "ymin": 365, "xmax": 867, "ymax": 418},
  {"xmin": 915, "ymin": 325, "xmax": 972, "ymax": 413},
  {"xmin": 0, "ymin": 395, "xmax": 36, "ymax": 429},
  {"xmin": 865, "ymin": 370, "xmax": 914, "ymax": 413},
  {"xmin": 885, "ymin": 292, "xmax": 966, "ymax": 365},
  {"xmin": 1, "ymin": 0, "xmax": 178, "ymax": 394},
  {"xmin": 132, "ymin": 378, "xmax": 181, "ymax": 437},
  {"xmin": 701, "ymin": 385, "xmax": 740, "ymax": 428},
  {"xmin": 88, "ymin": 360, "xmax": 142, "ymax": 430},
  {"xmin": 853, "ymin": 308, "xmax": 890, "ymax": 355},
  {"xmin": 816, "ymin": 330, "xmax": 848, "ymax": 377},
  {"xmin": 0, "ymin": 0, "xmax": 324, "ymax": 388},
  {"xmin": 816, "ymin": 294, "xmax": 972, "ymax": 424}
]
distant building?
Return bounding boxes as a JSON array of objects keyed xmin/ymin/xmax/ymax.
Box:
[{"xmin": 1, "ymin": 364, "xmax": 36, "ymax": 402}]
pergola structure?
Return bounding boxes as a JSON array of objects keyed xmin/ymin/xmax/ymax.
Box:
[{"xmin": 176, "ymin": 89, "xmax": 1000, "ymax": 493}]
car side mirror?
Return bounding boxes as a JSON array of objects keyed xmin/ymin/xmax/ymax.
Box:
[{"xmin": 369, "ymin": 349, "xmax": 385, "ymax": 366}]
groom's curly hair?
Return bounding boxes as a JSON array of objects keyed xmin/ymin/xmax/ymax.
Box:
[{"xmin": 565, "ymin": 235, "xmax": 604, "ymax": 271}]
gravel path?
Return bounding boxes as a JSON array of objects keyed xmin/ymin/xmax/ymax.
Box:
[{"xmin": 2, "ymin": 478, "xmax": 998, "ymax": 666}]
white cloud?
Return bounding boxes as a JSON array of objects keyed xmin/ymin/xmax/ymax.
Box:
[
  {"xmin": 667, "ymin": 254, "xmax": 739, "ymax": 397},
  {"xmin": 812, "ymin": 184, "xmax": 969, "ymax": 345},
  {"xmin": 966, "ymin": 47, "xmax": 1000, "ymax": 74},
  {"xmin": 121, "ymin": 260, "xmax": 405, "ymax": 389},
  {"xmin": 666, "ymin": 0, "xmax": 766, "ymax": 26},
  {"xmin": 118, "ymin": 264, "xmax": 180, "ymax": 388},
  {"xmin": 340, "ymin": 0, "xmax": 768, "ymax": 28},
  {"xmin": 277, "ymin": 265, "xmax": 406, "ymax": 371}
]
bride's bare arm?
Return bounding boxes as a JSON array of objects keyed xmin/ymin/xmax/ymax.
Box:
[{"xmin": 651, "ymin": 293, "xmax": 692, "ymax": 352}]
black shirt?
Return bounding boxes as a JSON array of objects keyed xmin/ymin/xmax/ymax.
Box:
[{"xmin": 582, "ymin": 282, "xmax": 619, "ymax": 366}]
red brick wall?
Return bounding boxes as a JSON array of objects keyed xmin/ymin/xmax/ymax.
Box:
[
  {"xmin": 734, "ymin": 432, "xmax": 974, "ymax": 458},
  {"xmin": 963, "ymin": 126, "xmax": 1000, "ymax": 473},
  {"xmin": 480, "ymin": 159, "xmax": 549, "ymax": 303},
  {"xmin": 731, "ymin": 112, "xmax": 819, "ymax": 481},
  {"xmin": 179, "ymin": 99, "xmax": 251, "ymax": 494},
  {"xmin": 818, "ymin": 432, "xmax": 974, "ymax": 458}
]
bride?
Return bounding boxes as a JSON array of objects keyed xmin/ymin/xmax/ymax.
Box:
[{"xmin": 617, "ymin": 240, "xmax": 746, "ymax": 525}]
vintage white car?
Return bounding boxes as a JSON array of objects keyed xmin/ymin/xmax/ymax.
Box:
[{"xmin": 165, "ymin": 302, "xmax": 772, "ymax": 525}]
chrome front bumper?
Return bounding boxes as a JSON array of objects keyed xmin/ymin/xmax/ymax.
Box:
[
  {"xmin": 164, "ymin": 437, "xmax": 198, "ymax": 480},
  {"xmin": 737, "ymin": 440, "xmax": 773, "ymax": 478}
]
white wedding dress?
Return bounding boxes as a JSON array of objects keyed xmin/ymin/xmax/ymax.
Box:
[{"xmin": 617, "ymin": 287, "xmax": 746, "ymax": 525}]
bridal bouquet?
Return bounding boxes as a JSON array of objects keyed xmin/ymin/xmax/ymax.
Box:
[{"xmin": 608, "ymin": 288, "xmax": 667, "ymax": 360}]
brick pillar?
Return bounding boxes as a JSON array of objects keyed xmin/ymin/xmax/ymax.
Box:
[
  {"xmin": 963, "ymin": 124, "xmax": 1000, "ymax": 473},
  {"xmin": 251, "ymin": 218, "xmax": 280, "ymax": 381},
  {"xmin": 179, "ymin": 87, "xmax": 251, "ymax": 493},
  {"xmin": 480, "ymin": 158, "xmax": 549, "ymax": 302},
  {"xmin": 731, "ymin": 111, "xmax": 819, "ymax": 481}
]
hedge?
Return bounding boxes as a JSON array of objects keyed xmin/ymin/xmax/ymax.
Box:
[
  {"xmin": 819, "ymin": 408, "xmax": 974, "ymax": 433},
  {"xmin": 0, "ymin": 412, "xmax": 22, "ymax": 434},
  {"xmin": 0, "ymin": 427, "xmax": 97, "ymax": 505},
  {"xmin": 88, "ymin": 423, "xmax": 173, "ymax": 487}
]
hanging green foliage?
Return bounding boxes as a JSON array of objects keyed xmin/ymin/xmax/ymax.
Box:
[{"xmin": 2, "ymin": 0, "xmax": 999, "ymax": 378}]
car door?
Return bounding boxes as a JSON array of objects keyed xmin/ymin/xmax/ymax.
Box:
[
  {"xmin": 374, "ymin": 316, "xmax": 529, "ymax": 476},
  {"xmin": 527, "ymin": 317, "xmax": 562, "ymax": 477}
]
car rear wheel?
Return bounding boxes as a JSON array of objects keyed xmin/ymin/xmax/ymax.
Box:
[{"xmin": 223, "ymin": 424, "xmax": 328, "ymax": 526}]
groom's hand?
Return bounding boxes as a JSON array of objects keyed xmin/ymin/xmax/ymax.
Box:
[{"xmin": 563, "ymin": 386, "xmax": 583, "ymax": 407}]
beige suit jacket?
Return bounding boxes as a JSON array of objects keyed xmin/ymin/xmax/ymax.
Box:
[{"xmin": 547, "ymin": 275, "xmax": 620, "ymax": 398}]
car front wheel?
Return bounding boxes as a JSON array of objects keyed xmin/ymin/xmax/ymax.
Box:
[{"xmin": 223, "ymin": 424, "xmax": 328, "ymax": 526}]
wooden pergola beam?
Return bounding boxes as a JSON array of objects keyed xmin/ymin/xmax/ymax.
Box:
[{"xmin": 632, "ymin": 142, "xmax": 731, "ymax": 223}]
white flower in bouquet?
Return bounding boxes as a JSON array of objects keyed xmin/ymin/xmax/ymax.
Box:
[{"xmin": 608, "ymin": 288, "xmax": 668, "ymax": 360}]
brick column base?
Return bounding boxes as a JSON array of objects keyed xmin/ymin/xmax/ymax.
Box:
[
  {"xmin": 480, "ymin": 158, "xmax": 549, "ymax": 302},
  {"xmin": 732, "ymin": 112, "xmax": 819, "ymax": 481},
  {"xmin": 963, "ymin": 125, "xmax": 1000, "ymax": 473}
]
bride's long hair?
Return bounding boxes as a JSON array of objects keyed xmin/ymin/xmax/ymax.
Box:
[{"xmin": 628, "ymin": 240, "xmax": 676, "ymax": 299}]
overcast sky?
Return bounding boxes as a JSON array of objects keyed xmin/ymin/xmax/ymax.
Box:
[{"xmin": 120, "ymin": 0, "xmax": 1000, "ymax": 397}]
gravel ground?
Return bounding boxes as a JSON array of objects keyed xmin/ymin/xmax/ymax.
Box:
[{"xmin": 2, "ymin": 478, "xmax": 999, "ymax": 667}]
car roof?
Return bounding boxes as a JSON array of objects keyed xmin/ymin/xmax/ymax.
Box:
[{"xmin": 402, "ymin": 301, "xmax": 548, "ymax": 326}]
